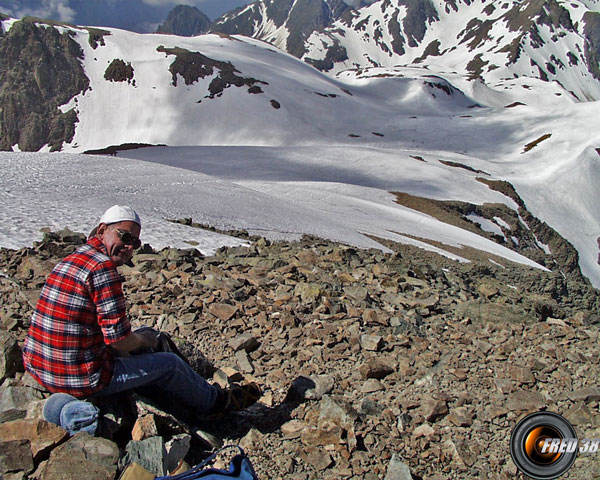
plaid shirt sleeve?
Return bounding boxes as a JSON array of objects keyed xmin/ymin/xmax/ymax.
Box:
[{"xmin": 87, "ymin": 263, "xmax": 131, "ymax": 344}]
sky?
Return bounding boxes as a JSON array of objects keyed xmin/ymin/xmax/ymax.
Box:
[{"xmin": 0, "ymin": 0, "xmax": 254, "ymax": 31}]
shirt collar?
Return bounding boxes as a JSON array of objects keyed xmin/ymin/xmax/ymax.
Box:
[{"xmin": 87, "ymin": 236, "xmax": 109, "ymax": 258}]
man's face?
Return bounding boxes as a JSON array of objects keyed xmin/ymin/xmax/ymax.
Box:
[{"xmin": 97, "ymin": 221, "xmax": 141, "ymax": 266}]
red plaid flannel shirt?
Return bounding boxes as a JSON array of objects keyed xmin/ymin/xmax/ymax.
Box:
[{"xmin": 23, "ymin": 236, "xmax": 131, "ymax": 397}]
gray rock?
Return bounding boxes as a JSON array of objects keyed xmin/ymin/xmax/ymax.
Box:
[
  {"xmin": 235, "ymin": 349, "xmax": 254, "ymax": 373},
  {"xmin": 0, "ymin": 333, "xmax": 24, "ymax": 382},
  {"xmin": 302, "ymin": 448, "xmax": 333, "ymax": 471},
  {"xmin": 124, "ymin": 436, "xmax": 168, "ymax": 476},
  {"xmin": 192, "ymin": 428, "xmax": 223, "ymax": 450},
  {"xmin": 343, "ymin": 285, "xmax": 368, "ymax": 302},
  {"xmin": 304, "ymin": 375, "xmax": 335, "ymax": 400},
  {"xmin": 165, "ymin": 434, "xmax": 191, "ymax": 473},
  {"xmin": 384, "ymin": 453, "xmax": 413, "ymax": 480},
  {"xmin": 567, "ymin": 387, "xmax": 600, "ymax": 403},
  {"xmin": 360, "ymin": 334, "xmax": 384, "ymax": 351},
  {"xmin": 505, "ymin": 390, "xmax": 546, "ymax": 412},
  {"xmin": 229, "ymin": 333, "xmax": 260, "ymax": 352},
  {"xmin": 33, "ymin": 432, "xmax": 119, "ymax": 480},
  {"xmin": 0, "ymin": 439, "xmax": 34, "ymax": 475},
  {"xmin": 0, "ymin": 386, "xmax": 43, "ymax": 421}
]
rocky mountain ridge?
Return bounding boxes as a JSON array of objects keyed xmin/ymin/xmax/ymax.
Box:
[
  {"xmin": 1, "ymin": 227, "xmax": 600, "ymax": 478},
  {"xmin": 210, "ymin": 0, "xmax": 366, "ymax": 58},
  {"xmin": 2, "ymin": 1, "xmax": 599, "ymax": 152},
  {"xmin": 204, "ymin": 0, "xmax": 600, "ymax": 101},
  {"xmin": 301, "ymin": 0, "xmax": 600, "ymax": 101},
  {"xmin": 0, "ymin": 18, "xmax": 91, "ymax": 151}
]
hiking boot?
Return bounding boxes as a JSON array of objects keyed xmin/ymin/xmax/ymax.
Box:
[
  {"xmin": 224, "ymin": 382, "xmax": 262, "ymax": 411},
  {"xmin": 211, "ymin": 382, "xmax": 262, "ymax": 413}
]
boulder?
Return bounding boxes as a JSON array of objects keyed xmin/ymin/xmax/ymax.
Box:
[
  {"xmin": 33, "ymin": 432, "xmax": 119, "ymax": 480},
  {"xmin": 0, "ymin": 333, "xmax": 24, "ymax": 382}
]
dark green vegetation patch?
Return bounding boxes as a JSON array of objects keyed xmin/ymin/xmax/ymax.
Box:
[
  {"xmin": 156, "ymin": 45, "xmax": 267, "ymax": 99},
  {"xmin": 0, "ymin": 19, "xmax": 89, "ymax": 151},
  {"xmin": 104, "ymin": 59, "xmax": 135, "ymax": 84}
]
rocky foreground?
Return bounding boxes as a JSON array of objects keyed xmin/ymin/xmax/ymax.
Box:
[{"xmin": 1, "ymin": 228, "xmax": 600, "ymax": 479}]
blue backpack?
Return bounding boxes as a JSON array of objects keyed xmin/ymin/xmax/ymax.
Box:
[{"xmin": 154, "ymin": 446, "xmax": 259, "ymax": 480}]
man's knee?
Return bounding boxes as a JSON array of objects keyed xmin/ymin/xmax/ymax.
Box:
[
  {"xmin": 151, "ymin": 352, "xmax": 190, "ymax": 373},
  {"xmin": 153, "ymin": 351, "xmax": 183, "ymax": 364}
]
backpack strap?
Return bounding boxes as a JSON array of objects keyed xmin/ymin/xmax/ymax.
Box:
[{"xmin": 154, "ymin": 445, "xmax": 257, "ymax": 480}]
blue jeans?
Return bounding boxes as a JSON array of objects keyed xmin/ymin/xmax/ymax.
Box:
[{"xmin": 97, "ymin": 352, "xmax": 218, "ymax": 413}]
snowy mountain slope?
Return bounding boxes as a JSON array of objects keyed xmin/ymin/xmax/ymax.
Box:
[
  {"xmin": 0, "ymin": 15, "xmax": 599, "ymax": 287},
  {"xmin": 0, "ymin": 149, "xmax": 549, "ymax": 269},
  {"xmin": 303, "ymin": 0, "xmax": 600, "ymax": 101},
  {"xmin": 0, "ymin": 16, "xmax": 492, "ymax": 152},
  {"xmin": 0, "ymin": 13, "xmax": 593, "ymax": 151}
]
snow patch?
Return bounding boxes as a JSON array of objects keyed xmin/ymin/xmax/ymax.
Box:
[{"xmin": 466, "ymin": 213, "xmax": 506, "ymax": 240}]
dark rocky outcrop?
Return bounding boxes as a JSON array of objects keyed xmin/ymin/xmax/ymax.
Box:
[
  {"xmin": 398, "ymin": 0, "xmax": 439, "ymax": 49},
  {"xmin": 395, "ymin": 178, "xmax": 591, "ymax": 290},
  {"xmin": 156, "ymin": 45, "xmax": 267, "ymax": 98},
  {"xmin": 156, "ymin": 5, "xmax": 211, "ymax": 37},
  {"xmin": 283, "ymin": 0, "xmax": 352, "ymax": 58},
  {"xmin": 104, "ymin": 59, "xmax": 135, "ymax": 85},
  {"xmin": 1, "ymin": 226, "xmax": 599, "ymax": 478},
  {"xmin": 583, "ymin": 11, "xmax": 600, "ymax": 81},
  {"xmin": 305, "ymin": 39, "xmax": 348, "ymax": 71},
  {"xmin": 210, "ymin": 0, "xmax": 359, "ymax": 58},
  {"xmin": 0, "ymin": 18, "xmax": 90, "ymax": 151}
]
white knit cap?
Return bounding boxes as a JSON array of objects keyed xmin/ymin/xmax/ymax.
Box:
[{"xmin": 99, "ymin": 205, "xmax": 141, "ymax": 226}]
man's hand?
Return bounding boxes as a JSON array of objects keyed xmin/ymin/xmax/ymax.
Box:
[{"xmin": 110, "ymin": 330, "xmax": 159, "ymax": 355}]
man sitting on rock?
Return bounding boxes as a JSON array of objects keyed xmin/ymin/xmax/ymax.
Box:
[{"xmin": 23, "ymin": 205, "xmax": 260, "ymax": 423}]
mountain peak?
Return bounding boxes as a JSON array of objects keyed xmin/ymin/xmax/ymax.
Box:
[
  {"xmin": 156, "ymin": 4, "xmax": 211, "ymax": 37},
  {"xmin": 211, "ymin": 0, "xmax": 364, "ymax": 57}
]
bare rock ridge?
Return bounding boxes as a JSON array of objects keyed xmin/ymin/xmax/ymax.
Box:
[
  {"xmin": 210, "ymin": 0, "xmax": 360, "ymax": 58},
  {"xmin": 584, "ymin": 11, "xmax": 600, "ymax": 80},
  {"xmin": 0, "ymin": 18, "xmax": 89, "ymax": 151},
  {"xmin": 1, "ymin": 227, "xmax": 599, "ymax": 478}
]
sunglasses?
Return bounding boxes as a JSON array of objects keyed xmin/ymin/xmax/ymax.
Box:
[{"xmin": 114, "ymin": 229, "xmax": 141, "ymax": 249}]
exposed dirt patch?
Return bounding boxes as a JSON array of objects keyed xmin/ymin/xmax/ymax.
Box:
[
  {"xmin": 393, "ymin": 192, "xmax": 486, "ymax": 235},
  {"xmin": 86, "ymin": 27, "xmax": 110, "ymax": 49},
  {"xmin": 438, "ymin": 160, "xmax": 490, "ymax": 175},
  {"xmin": 522, "ymin": 133, "xmax": 552, "ymax": 153}
]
